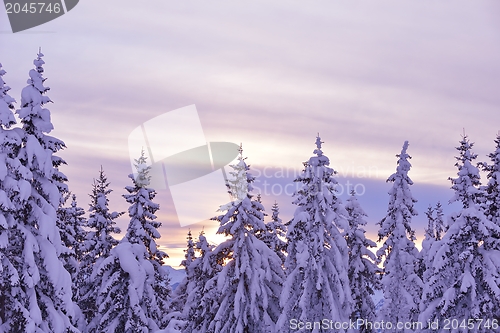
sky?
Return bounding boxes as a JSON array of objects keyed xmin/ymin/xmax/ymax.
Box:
[{"xmin": 1, "ymin": 0, "xmax": 500, "ymax": 267}]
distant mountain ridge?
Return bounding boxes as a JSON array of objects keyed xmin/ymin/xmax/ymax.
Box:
[{"xmin": 163, "ymin": 266, "xmax": 186, "ymax": 290}]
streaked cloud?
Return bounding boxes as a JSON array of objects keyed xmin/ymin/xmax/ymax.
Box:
[{"xmin": 1, "ymin": 0, "xmax": 499, "ymax": 265}]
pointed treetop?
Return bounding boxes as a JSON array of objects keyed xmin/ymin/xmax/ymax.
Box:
[
  {"xmin": 133, "ymin": 148, "xmax": 151, "ymax": 188},
  {"xmin": 23, "ymin": 51, "xmax": 48, "ymax": 95},
  {"xmin": 455, "ymin": 134, "xmax": 477, "ymax": 163},
  {"xmin": 271, "ymin": 200, "xmax": 280, "ymax": 218},
  {"xmin": 400, "ymin": 140, "xmax": 410, "ymax": 156},
  {"xmin": 434, "ymin": 201, "xmax": 445, "ymax": 241},
  {"xmin": 449, "ymin": 135, "xmax": 481, "ymax": 208},
  {"xmin": 0, "ymin": 63, "xmax": 17, "ymax": 128},
  {"xmin": 314, "ymin": 134, "xmax": 324, "ymax": 157},
  {"xmin": 316, "ymin": 133, "xmax": 322, "ymax": 147},
  {"xmin": 218, "ymin": 144, "xmax": 253, "ymax": 210},
  {"xmin": 424, "ymin": 205, "xmax": 435, "ymax": 240},
  {"xmin": 238, "ymin": 142, "xmax": 243, "ymax": 157},
  {"xmin": 34, "ymin": 49, "xmax": 45, "ymax": 75},
  {"xmin": 394, "ymin": 140, "xmax": 412, "ymax": 175}
]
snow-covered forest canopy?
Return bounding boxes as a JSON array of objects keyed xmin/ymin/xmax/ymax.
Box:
[{"xmin": 0, "ymin": 54, "xmax": 499, "ymax": 333}]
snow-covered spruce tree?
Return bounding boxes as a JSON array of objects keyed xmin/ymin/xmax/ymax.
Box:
[
  {"xmin": 376, "ymin": 141, "xmax": 422, "ymax": 332},
  {"xmin": 180, "ymin": 231, "xmax": 221, "ymax": 333},
  {"xmin": 169, "ymin": 229, "xmax": 196, "ymax": 313},
  {"xmin": 78, "ymin": 166, "xmax": 123, "ymax": 326},
  {"xmin": 0, "ymin": 62, "xmax": 27, "ymax": 331},
  {"xmin": 219, "ymin": 144, "xmax": 251, "ymax": 210},
  {"xmin": 182, "ymin": 230, "xmax": 196, "ymax": 267},
  {"xmin": 0, "ymin": 63, "xmax": 16, "ymax": 127},
  {"xmin": 198, "ymin": 147, "xmax": 284, "ymax": 333},
  {"xmin": 344, "ymin": 190, "xmax": 380, "ymax": 333},
  {"xmin": 277, "ymin": 136, "xmax": 352, "ymax": 333},
  {"xmin": 3, "ymin": 52, "xmax": 79, "ymax": 332},
  {"xmin": 88, "ymin": 151, "xmax": 170, "ymax": 333},
  {"xmin": 417, "ymin": 205, "xmax": 436, "ymax": 284},
  {"xmin": 419, "ymin": 135, "xmax": 500, "ymax": 332},
  {"xmin": 480, "ymin": 133, "xmax": 500, "ymax": 320},
  {"xmin": 448, "ymin": 135, "xmax": 483, "ymax": 209},
  {"xmin": 480, "ymin": 133, "xmax": 500, "ymax": 250},
  {"xmin": 58, "ymin": 193, "xmax": 88, "ymax": 298},
  {"xmin": 256, "ymin": 201, "xmax": 287, "ymax": 265},
  {"xmin": 163, "ymin": 230, "xmax": 197, "ymax": 332},
  {"xmin": 434, "ymin": 201, "xmax": 445, "ymax": 241}
]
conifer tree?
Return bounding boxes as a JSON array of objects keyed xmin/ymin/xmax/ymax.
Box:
[
  {"xmin": 88, "ymin": 151, "xmax": 170, "ymax": 333},
  {"xmin": 0, "ymin": 62, "xmax": 26, "ymax": 331},
  {"xmin": 0, "ymin": 52, "xmax": 79, "ymax": 332},
  {"xmin": 434, "ymin": 201, "xmax": 445, "ymax": 241},
  {"xmin": 219, "ymin": 144, "xmax": 251, "ymax": 211},
  {"xmin": 170, "ymin": 230, "xmax": 196, "ymax": 313},
  {"xmin": 0, "ymin": 63, "xmax": 16, "ymax": 128},
  {"xmin": 183, "ymin": 230, "xmax": 196, "ymax": 267},
  {"xmin": 345, "ymin": 190, "xmax": 380, "ymax": 333},
  {"xmin": 419, "ymin": 135, "xmax": 500, "ymax": 332},
  {"xmin": 480, "ymin": 133, "xmax": 500, "ymax": 250},
  {"xmin": 78, "ymin": 167, "xmax": 123, "ymax": 326},
  {"xmin": 418, "ymin": 205, "xmax": 436, "ymax": 284},
  {"xmin": 181, "ymin": 231, "xmax": 221, "ymax": 333},
  {"xmin": 58, "ymin": 193, "xmax": 87, "ymax": 298},
  {"xmin": 447, "ymin": 135, "xmax": 482, "ymax": 206},
  {"xmin": 256, "ymin": 201, "xmax": 287, "ymax": 265},
  {"xmin": 377, "ymin": 141, "xmax": 422, "ymax": 332},
  {"xmin": 278, "ymin": 136, "xmax": 352, "ymax": 333},
  {"xmin": 199, "ymin": 147, "xmax": 284, "ymax": 333},
  {"xmin": 480, "ymin": 133, "xmax": 500, "ymax": 320}
]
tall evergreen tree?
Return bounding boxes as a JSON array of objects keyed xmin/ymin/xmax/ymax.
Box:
[
  {"xmin": 434, "ymin": 201, "xmax": 445, "ymax": 241},
  {"xmin": 0, "ymin": 52, "xmax": 79, "ymax": 332},
  {"xmin": 199, "ymin": 147, "xmax": 284, "ymax": 333},
  {"xmin": 78, "ymin": 167, "xmax": 123, "ymax": 327},
  {"xmin": 181, "ymin": 231, "xmax": 222, "ymax": 333},
  {"xmin": 88, "ymin": 151, "xmax": 170, "ymax": 332},
  {"xmin": 170, "ymin": 230, "xmax": 196, "ymax": 313},
  {"xmin": 419, "ymin": 135, "xmax": 500, "ymax": 332},
  {"xmin": 256, "ymin": 201, "xmax": 287, "ymax": 265},
  {"xmin": 58, "ymin": 193, "xmax": 88, "ymax": 298},
  {"xmin": 183, "ymin": 230, "xmax": 196, "ymax": 268},
  {"xmin": 0, "ymin": 61, "xmax": 26, "ymax": 331},
  {"xmin": 418, "ymin": 205, "xmax": 436, "ymax": 284},
  {"xmin": 0, "ymin": 63, "xmax": 16, "ymax": 128},
  {"xmin": 481, "ymin": 134, "xmax": 500, "ymax": 321},
  {"xmin": 376, "ymin": 141, "xmax": 422, "ymax": 332},
  {"xmin": 277, "ymin": 136, "xmax": 352, "ymax": 333},
  {"xmin": 480, "ymin": 133, "xmax": 500, "ymax": 250},
  {"xmin": 345, "ymin": 190, "xmax": 380, "ymax": 333}
]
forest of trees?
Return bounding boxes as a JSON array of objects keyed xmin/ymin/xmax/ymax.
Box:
[{"xmin": 0, "ymin": 53, "xmax": 499, "ymax": 333}]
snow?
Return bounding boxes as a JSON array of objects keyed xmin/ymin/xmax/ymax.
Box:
[
  {"xmin": 377, "ymin": 141, "xmax": 422, "ymax": 329},
  {"xmin": 163, "ymin": 265, "xmax": 186, "ymax": 286},
  {"xmin": 278, "ymin": 136, "xmax": 352, "ymax": 333},
  {"xmin": 2, "ymin": 54, "xmax": 500, "ymax": 333}
]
